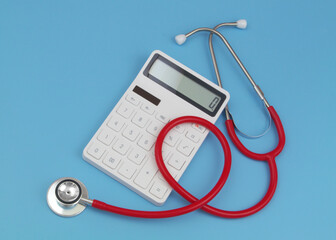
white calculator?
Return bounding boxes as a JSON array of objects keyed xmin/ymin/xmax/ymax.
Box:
[{"xmin": 83, "ymin": 50, "xmax": 230, "ymax": 206}]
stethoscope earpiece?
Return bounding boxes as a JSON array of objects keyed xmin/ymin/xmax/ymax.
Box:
[
  {"xmin": 236, "ymin": 19, "xmax": 247, "ymax": 29},
  {"xmin": 175, "ymin": 34, "xmax": 187, "ymax": 45},
  {"xmin": 47, "ymin": 177, "xmax": 90, "ymax": 217}
]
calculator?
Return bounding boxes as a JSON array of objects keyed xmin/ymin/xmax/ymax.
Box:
[{"xmin": 83, "ymin": 50, "xmax": 230, "ymax": 206}]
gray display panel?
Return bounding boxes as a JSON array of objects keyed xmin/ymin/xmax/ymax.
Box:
[{"xmin": 148, "ymin": 59, "xmax": 221, "ymax": 112}]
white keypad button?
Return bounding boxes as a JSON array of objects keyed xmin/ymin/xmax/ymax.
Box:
[
  {"xmin": 150, "ymin": 180, "xmax": 168, "ymax": 199},
  {"xmin": 118, "ymin": 161, "xmax": 137, "ymax": 179},
  {"xmin": 192, "ymin": 123, "xmax": 206, "ymax": 133},
  {"xmin": 158, "ymin": 149, "xmax": 170, "ymax": 161},
  {"xmin": 186, "ymin": 130, "xmax": 200, "ymax": 143},
  {"xmin": 146, "ymin": 121, "xmax": 164, "ymax": 137},
  {"xmin": 150, "ymin": 145, "xmax": 170, "ymax": 161},
  {"xmin": 122, "ymin": 125, "xmax": 140, "ymax": 141},
  {"xmin": 117, "ymin": 102, "xmax": 133, "ymax": 119},
  {"xmin": 97, "ymin": 129, "xmax": 115, "ymax": 145},
  {"xmin": 177, "ymin": 139, "xmax": 194, "ymax": 156},
  {"xmin": 158, "ymin": 165, "xmax": 178, "ymax": 180},
  {"xmin": 164, "ymin": 130, "xmax": 179, "ymax": 147},
  {"xmin": 141, "ymin": 103, "xmax": 155, "ymax": 115},
  {"xmin": 128, "ymin": 148, "xmax": 146, "ymax": 165},
  {"xmin": 107, "ymin": 115, "xmax": 125, "ymax": 132},
  {"xmin": 162, "ymin": 149, "xmax": 170, "ymax": 161},
  {"xmin": 132, "ymin": 112, "xmax": 149, "ymax": 128},
  {"xmin": 87, "ymin": 142, "xmax": 105, "ymax": 160},
  {"xmin": 113, "ymin": 138, "xmax": 130, "ymax": 155},
  {"xmin": 137, "ymin": 134, "xmax": 155, "ymax": 151},
  {"xmin": 156, "ymin": 113, "xmax": 169, "ymax": 123},
  {"xmin": 126, "ymin": 94, "xmax": 140, "ymax": 106},
  {"xmin": 174, "ymin": 124, "xmax": 186, "ymax": 134},
  {"xmin": 103, "ymin": 151, "xmax": 121, "ymax": 169},
  {"xmin": 134, "ymin": 159, "xmax": 158, "ymax": 189},
  {"xmin": 168, "ymin": 154, "xmax": 186, "ymax": 170}
]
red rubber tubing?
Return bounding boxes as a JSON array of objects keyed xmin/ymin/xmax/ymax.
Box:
[
  {"xmin": 225, "ymin": 106, "xmax": 285, "ymax": 161},
  {"xmin": 92, "ymin": 106, "xmax": 285, "ymax": 218}
]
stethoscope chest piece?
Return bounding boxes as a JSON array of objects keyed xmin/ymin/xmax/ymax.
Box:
[{"xmin": 47, "ymin": 177, "xmax": 89, "ymax": 217}]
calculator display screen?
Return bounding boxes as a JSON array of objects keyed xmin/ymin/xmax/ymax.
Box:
[{"xmin": 144, "ymin": 54, "xmax": 225, "ymax": 116}]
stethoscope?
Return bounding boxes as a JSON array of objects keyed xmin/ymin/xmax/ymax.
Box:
[{"xmin": 47, "ymin": 19, "xmax": 285, "ymax": 218}]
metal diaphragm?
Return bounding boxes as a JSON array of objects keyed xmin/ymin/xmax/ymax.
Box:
[{"xmin": 47, "ymin": 177, "xmax": 89, "ymax": 217}]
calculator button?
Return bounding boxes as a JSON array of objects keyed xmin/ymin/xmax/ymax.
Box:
[
  {"xmin": 126, "ymin": 94, "xmax": 140, "ymax": 106},
  {"xmin": 192, "ymin": 123, "xmax": 206, "ymax": 133},
  {"xmin": 113, "ymin": 138, "xmax": 130, "ymax": 155},
  {"xmin": 137, "ymin": 134, "xmax": 155, "ymax": 151},
  {"xmin": 117, "ymin": 102, "xmax": 133, "ymax": 119},
  {"xmin": 134, "ymin": 159, "xmax": 158, "ymax": 189},
  {"xmin": 163, "ymin": 130, "xmax": 179, "ymax": 147},
  {"xmin": 158, "ymin": 165, "xmax": 178, "ymax": 180},
  {"xmin": 162, "ymin": 144, "xmax": 172, "ymax": 160},
  {"xmin": 97, "ymin": 129, "xmax": 115, "ymax": 145},
  {"xmin": 168, "ymin": 154, "xmax": 186, "ymax": 170},
  {"xmin": 132, "ymin": 112, "xmax": 149, "ymax": 128},
  {"xmin": 147, "ymin": 121, "xmax": 164, "ymax": 137},
  {"xmin": 141, "ymin": 103, "xmax": 155, "ymax": 115},
  {"xmin": 122, "ymin": 125, "xmax": 140, "ymax": 141},
  {"xmin": 174, "ymin": 124, "xmax": 185, "ymax": 134},
  {"xmin": 118, "ymin": 161, "xmax": 137, "ymax": 179},
  {"xmin": 177, "ymin": 140, "xmax": 194, "ymax": 156},
  {"xmin": 161, "ymin": 149, "xmax": 170, "ymax": 161},
  {"xmin": 128, "ymin": 148, "xmax": 146, "ymax": 165},
  {"xmin": 87, "ymin": 142, "xmax": 105, "ymax": 160},
  {"xmin": 103, "ymin": 151, "xmax": 121, "ymax": 169},
  {"xmin": 156, "ymin": 113, "xmax": 169, "ymax": 123},
  {"xmin": 150, "ymin": 180, "xmax": 168, "ymax": 199},
  {"xmin": 186, "ymin": 130, "xmax": 200, "ymax": 143},
  {"xmin": 150, "ymin": 146, "xmax": 170, "ymax": 161},
  {"xmin": 107, "ymin": 115, "xmax": 125, "ymax": 132}
]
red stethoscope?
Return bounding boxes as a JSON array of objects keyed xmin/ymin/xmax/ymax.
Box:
[{"xmin": 47, "ymin": 20, "xmax": 285, "ymax": 218}]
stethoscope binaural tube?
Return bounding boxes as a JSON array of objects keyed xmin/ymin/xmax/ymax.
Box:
[
  {"xmin": 174, "ymin": 20, "xmax": 286, "ymax": 217},
  {"xmin": 208, "ymin": 21, "xmax": 272, "ymax": 139}
]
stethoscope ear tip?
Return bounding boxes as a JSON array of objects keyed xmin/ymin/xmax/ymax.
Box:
[
  {"xmin": 175, "ymin": 34, "xmax": 187, "ymax": 45},
  {"xmin": 236, "ymin": 19, "xmax": 247, "ymax": 29}
]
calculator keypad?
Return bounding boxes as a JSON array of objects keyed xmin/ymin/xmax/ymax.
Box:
[{"xmin": 84, "ymin": 93, "xmax": 208, "ymax": 205}]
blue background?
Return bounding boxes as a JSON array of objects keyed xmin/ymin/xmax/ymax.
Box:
[{"xmin": 1, "ymin": 0, "xmax": 335, "ymax": 239}]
